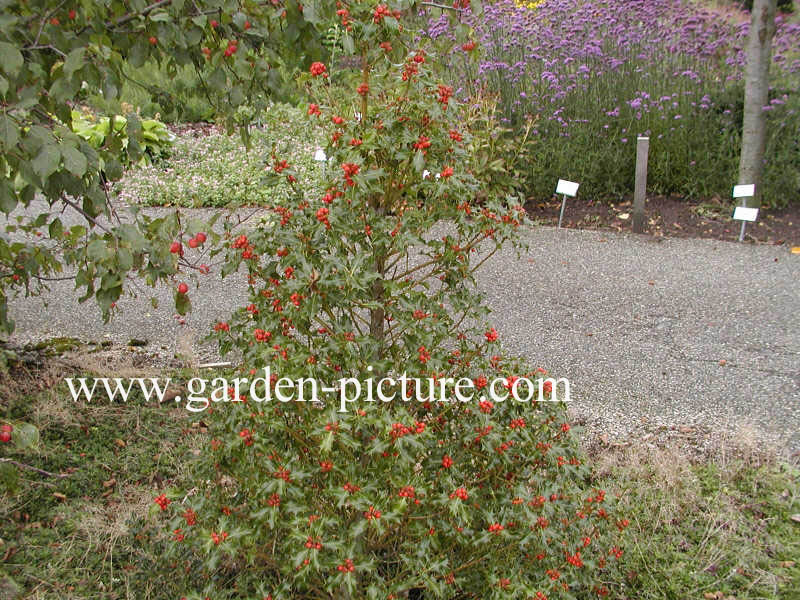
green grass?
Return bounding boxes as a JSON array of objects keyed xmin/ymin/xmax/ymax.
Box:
[
  {"xmin": 1, "ymin": 352, "xmax": 798, "ymax": 599},
  {"xmin": 595, "ymin": 444, "xmax": 800, "ymax": 599},
  {"xmin": 0, "ymin": 356, "xmax": 205, "ymax": 599},
  {"xmin": 113, "ymin": 103, "xmax": 326, "ymax": 208}
]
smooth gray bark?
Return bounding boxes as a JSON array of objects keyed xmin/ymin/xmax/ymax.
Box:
[{"xmin": 738, "ymin": 0, "xmax": 777, "ymax": 207}]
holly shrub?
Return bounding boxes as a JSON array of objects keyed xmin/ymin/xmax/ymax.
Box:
[
  {"xmin": 0, "ymin": 0, "xmax": 625, "ymax": 596},
  {"xmin": 153, "ymin": 3, "xmax": 626, "ymax": 599}
]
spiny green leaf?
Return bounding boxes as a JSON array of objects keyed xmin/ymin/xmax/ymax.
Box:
[{"xmin": 13, "ymin": 423, "xmax": 39, "ymax": 450}]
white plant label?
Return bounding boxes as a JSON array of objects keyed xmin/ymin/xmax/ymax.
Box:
[
  {"xmin": 733, "ymin": 206, "xmax": 759, "ymax": 222},
  {"xmin": 556, "ymin": 179, "xmax": 579, "ymax": 197},
  {"xmin": 313, "ymin": 149, "xmax": 327, "ymax": 162},
  {"xmin": 732, "ymin": 184, "xmax": 755, "ymax": 198}
]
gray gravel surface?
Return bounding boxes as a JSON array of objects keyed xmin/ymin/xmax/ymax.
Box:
[{"xmin": 6, "ymin": 202, "xmax": 799, "ymax": 453}]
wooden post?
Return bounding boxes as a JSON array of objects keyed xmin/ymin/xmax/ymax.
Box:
[{"xmin": 632, "ymin": 136, "xmax": 649, "ymax": 234}]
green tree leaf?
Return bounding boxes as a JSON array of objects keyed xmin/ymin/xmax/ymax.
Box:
[
  {"xmin": 61, "ymin": 145, "xmax": 88, "ymax": 177},
  {"xmin": 63, "ymin": 48, "xmax": 85, "ymax": 77},
  {"xmin": 0, "ymin": 180, "xmax": 16, "ymax": 214},
  {"xmin": 0, "ymin": 114, "xmax": 19, "ymax": 150},
  {"xmin": 32, "ymin": 145, "xmax": 61, "ymax": 179},
  {"xmin": 0, "ymin": 42, "xmax": 23, "ymax": 76}
]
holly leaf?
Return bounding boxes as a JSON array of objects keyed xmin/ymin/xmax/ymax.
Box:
[
  {"xmin": 14, "ymin": 423, "xmax": 39, "ymax": 449},
  {"xmin": 413, "ymin": 149, "xmax": 424, "ymax": 173},
  {"xmin": 303, "ymin": 1, "xmax": 321, "ymax": 24},
  {"xmin": 175, "ymin": 291, "xmax": 191, "ymax": 315}
]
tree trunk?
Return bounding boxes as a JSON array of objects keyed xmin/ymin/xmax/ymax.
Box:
[{"xmin": 738, "ymin": 0, "xmax": 777, "ymax": 207}]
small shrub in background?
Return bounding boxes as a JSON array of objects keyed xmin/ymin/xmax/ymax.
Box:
[
  {"xmin": 424, "ymin": 0, "xmax": 800, "ymax": 207},
  {"xmin": 114, "ymin": 104, "xmax": 325, "ymax": 207},
  {"xmin": 71, "ymin": 107, "xmax": 175, "ymax": 168}
]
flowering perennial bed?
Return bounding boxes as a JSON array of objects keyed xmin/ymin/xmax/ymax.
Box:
[{"xmin": 426, "ymin": 0, "xmax": 800, "ymax": 206}]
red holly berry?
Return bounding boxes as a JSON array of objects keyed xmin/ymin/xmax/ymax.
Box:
[
  {"xmin": 449, "ymin": 487, "xmax": 468, "ymax": 500},
  {"xmin": 210, "ymin": 19, "xmax": 219, "ymax": 28},
  {"xmin": 196, "ymin": 232, "xmax": 207, "ymax": 244},
  {"xmin": 177, "ymin": 282, "xmax": 188, "ymax": 294},
  {"xmin": 316, "ymin": 207, "xmax": 330, "ymax": 228},
  {"xmin": 188, "ymin": 237, "xmax": 199, "ymax": 249},
  {"xmin": 244, "ymin": 20, "xmax": 251, "ymax": 30},
  {"xmin": 170, "ymin": 241, "xmax": 182, "ymax": 254},
  {"xmin": 49, "ymin": 17, "xmax": 60, "ymax": 25},
  {"xmin": 309, "ymin": 62, "xmax": 327, "ymax": 77},
  {"xmin": 461, "ymin": 41, "xmax": 476, "ymax": 52},
  {"xmin": 413, "ymin": 135, "xmax": 431, "ymax": 151},
  {"xmin": 373, "ymin": 4, "xmax": 392, "ymax": 23},
  {"xmin": 68, "ymin": 9, "xmax": 76, "ymax": 19},
  {"xmin": 149, "ymin": 36, "xmax": 158, "ymax": 45},
  {"xmin": 0, "ymin": 431, "xmax": 10, "ymax": 443},
  {"xmin": 441, "ymin": 455, "xmax": 453, "ymax": 468}
]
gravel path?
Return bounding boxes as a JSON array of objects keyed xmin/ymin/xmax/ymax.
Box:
[{"xmin": 6, "ymin": 202, "xmax": 799, "ymax": 453}]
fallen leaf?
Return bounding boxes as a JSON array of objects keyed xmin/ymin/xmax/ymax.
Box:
[
  {"xmin": 52, "ymin": 493, "xmax": 67, "ymax": 502},
  {"xmin": 162, "ymin": 387, "xmax": 182, "ymax": 403},
  {"xmin": 791, "ymin": 246, "xmax": 800, "ymax": 255},
  {"xmin": 102, "ymin": 478, "xmax": 116, "ymax": 488},
  {"xmin": 780, "ymin": 560, "xmax": 795, "ymax": 567},
  {"xmin": 115, "ymin": 438, "xmax": 126, "ymax": 448},
  {"xmin": 790, "ymin": 514, "xmax": 800, "ymax": 523},
  {"xmin": 618, "ymin": 212, "xmax": 630, "ymax": 220}
]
